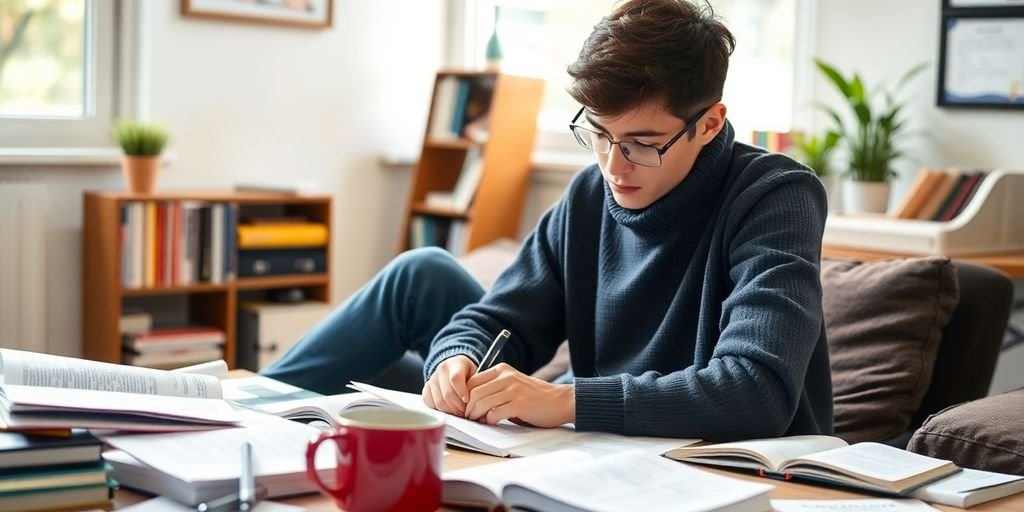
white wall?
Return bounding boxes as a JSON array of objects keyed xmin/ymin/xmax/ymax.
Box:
[
  {"xmin": 814, "ymin": 0, "xmax": 1024, "ymax": 393},
  {"xmin": 2, "ymin": 2, "xmax": 445, "ymax": 357},
  {"xmin": 812, "ymin": 0, "xmax": 1024, "ymax": 203}
]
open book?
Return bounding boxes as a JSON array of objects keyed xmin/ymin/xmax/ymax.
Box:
[
  {"xmin": 443, "ymin": 448, "xmax": 774, "ymax": 512},
  {"xmin": 0, "ymin": 349, "xmax": 240, "ymax": 431},
  {"xmin": 908, "ymin": 468, "xmax": 1024, "ymax": 508},
  {"xmin": 100, "ymin": 411, "xmax": 336, "ymax": 506},
  {"xmin": 664, "ymin": 435, "xmax": 959, "ymax": 496},
  {"xmin": 255, "ymin": 381, "xmax": 697, "ymax": 458}
]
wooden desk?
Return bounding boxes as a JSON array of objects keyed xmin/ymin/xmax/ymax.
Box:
[
  {"xmin": 113, "ymin": 446, "xmax": 1024, "ymax": 511},
  {"xmin": 823, "ymin": 245, "xmax": 1024, "ymax": 278}
]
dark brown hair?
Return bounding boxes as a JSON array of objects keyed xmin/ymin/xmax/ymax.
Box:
[{"xmin": 567, "ymin": 0, "xmax": 735, "ymax": 121}]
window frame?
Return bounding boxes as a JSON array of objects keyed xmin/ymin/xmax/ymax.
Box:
[
  {"xmin": 0, "ymin": 1, "xmax": 147, "ymax": 166},
  {"xmin": 445, "ymin": 0, "xmax": 817, "ymax": 159}
]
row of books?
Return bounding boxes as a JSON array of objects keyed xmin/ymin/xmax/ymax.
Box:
[
  {"xmin": 428, "ymin": 75, "xmax": 495, "ymax": 142},
  {"xmin": 751, "ymin": 130, "xmax": 796, "ymax": 153},
  {"xmin": 409, "ymin": 215, "xmax": 469, "ymax": 257},
  {"xmin": 892, "ymin": 168, "xmax": 988, "ymax": 221},
  {"xmin": 0, "ymin": 430, "xmax": 113, "ymax": 511},
  {"xmin": 119, "ymin": 201, "xmax": 237, "ymax": 289}
]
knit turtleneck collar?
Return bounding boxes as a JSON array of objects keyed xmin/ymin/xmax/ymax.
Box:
[{"xmin": 605, "ymin": 120, "xmax": 735, "ymax": 239}]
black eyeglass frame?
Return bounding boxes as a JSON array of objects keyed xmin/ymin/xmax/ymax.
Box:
[{"xmin": 568, "ymin": 105, "xmax": 712, "ymax": 167}]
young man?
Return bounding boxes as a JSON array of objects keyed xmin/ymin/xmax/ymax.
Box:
[{"xmin": 264, "ymin": 0, "xmax": 831, "ymax": 441}]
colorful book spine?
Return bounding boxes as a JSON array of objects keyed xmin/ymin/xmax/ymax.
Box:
[{"xmin": 236, "ymin": 223, "xmax": 329, "ymax": 249}]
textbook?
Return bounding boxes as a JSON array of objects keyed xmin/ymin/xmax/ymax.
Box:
[
  {"xmin": 0, "ymin": 429, "xmax": 103, "ymax": 469},
  {"xmin": 0, "ymin": 349, "xmax": 240, "ymax": 431},
  {"xmin": 909, "ymin": 468, "xmax": 1024, "ymax": 508},
  {"xmin": 443, "ymin": 449, "xmax": 774, "ymax": 512},
  {"xmin": 256, "ymin": 382, "xmax": 696, "ymax": 458},
  {"xmin": 664, "ymin": 435, "xmax": 959, "ymax": 496}
]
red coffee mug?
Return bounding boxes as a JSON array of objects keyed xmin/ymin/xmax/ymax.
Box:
[{"xmin": 305, "ymin": 408, "xmax": 446, "ymax": 512}]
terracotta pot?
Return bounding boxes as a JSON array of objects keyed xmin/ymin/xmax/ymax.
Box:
[
  {"xmin": 121, "ymin": 156, "xmax": 160, "ymax": 194},
  {"xmin": 842, "ymin": 180, "xmax": 891, "ymax": 214}
]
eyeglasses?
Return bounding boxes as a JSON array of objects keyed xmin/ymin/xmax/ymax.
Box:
[{"xmin": 569, "ymin": 105, "xmax": 711, "ymax": 168}]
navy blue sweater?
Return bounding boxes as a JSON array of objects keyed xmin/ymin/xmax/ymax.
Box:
[{"xmin": 424, "ymin": 122, "xmax": 832, "ymax": 441}]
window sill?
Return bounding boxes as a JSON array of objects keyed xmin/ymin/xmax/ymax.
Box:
[
  {"xmin": 531, "ymin": 149, "xmax": 592, "ymax": 183},
  {"xmin": 0, "ymin": 147, "xmax": 175, "ymax": 168}
]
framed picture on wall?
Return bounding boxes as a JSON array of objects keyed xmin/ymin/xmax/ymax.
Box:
[
  {"xmin": 182, "ymin": 0, "xmax": 333, "ymax": 29},
  {"xmin": 937, "ymin": 3, "xmax": 1024, "ymax": 108}
]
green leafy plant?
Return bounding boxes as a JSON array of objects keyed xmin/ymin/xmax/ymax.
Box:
[
  {"xmin": 815, "ymin": 59, "xmax": 926, "ymax": 182},
  {"xmin": 790, "ymin": 131, "xmax": 840, "ymax": 177},
  {"xmin": 112, "ymin": 120, "xmax": 168, "ymax": 156}
]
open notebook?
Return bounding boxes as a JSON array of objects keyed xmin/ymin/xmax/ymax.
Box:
[
  {"xmin": 254, "ymin": 381, "xmax": 697, "ymax": 458},
  {"xmin": 665, "ymin": 435, "xmax": 959, "ymax": 496}
]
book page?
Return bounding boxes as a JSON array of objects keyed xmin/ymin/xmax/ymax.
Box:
[
  {"xmin": 772, "ymin": 499, "xmax": 939, "ymax": 511},
  {"xmin": 443, "ymin": 449, "xmax": 594, "ymax": 506},
  {"xmin": 667, "ymin": 435, "xmax": 847, "ymax": 471},
  {"xmin": 349, "ymin": 382, "xmax": 573, "ymax": 455},
  {"xmin": 504, "ymin": 450, "xmax": 773, "ymax": 512},
  {"xmin": 100, "ymin": 412, "xmax": 335, "ymax": 483},
  {"xmin": 782, "ymin": 442, "xmax": 953, "ymax": 483},
  {"xmin": 912, "ymin": 468, "xmax": 1024, "ymax": 494},
  {"xmin": 1, "ymin": 385, "xmax": 241, "ymax": 426},
  {"xmin": 514, "ymin": 431, "xmax": 697, "ymax": 458},
  {"xmin": 251, "ymin": 391, "xmax": 389, "ymax": 427},
  {"xmin": 0, "ymin": 349, "xmax": 222, "ymax": 399}
]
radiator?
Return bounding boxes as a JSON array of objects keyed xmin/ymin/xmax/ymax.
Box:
[{"xmin": 0, "ymin": 182, "xmax": 47, "ymax": 352}]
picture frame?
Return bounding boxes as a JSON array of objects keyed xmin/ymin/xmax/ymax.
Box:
[
  {"xmin": 937, "ymin": 2, "xmax": 1024, "ymax": 108},
  {"xmin": 182, "ymin": 0, "xmax": 333, "ymax": 29}
]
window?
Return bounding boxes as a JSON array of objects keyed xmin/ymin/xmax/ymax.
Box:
[
  {"xmin": 455, "ymin": 0, "xmax": 801, "ymax": 149},
  {"xmin": 0, "ymin": 0, "xmax": 119, "ymax": 150}
]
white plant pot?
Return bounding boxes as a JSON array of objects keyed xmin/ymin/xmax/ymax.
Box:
[{"xmin": 842, "ymin": 180, "xmax": 891, "ymax": 214}]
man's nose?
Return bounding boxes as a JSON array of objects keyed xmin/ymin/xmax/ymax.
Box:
[{"xmin": 605, "ymin": 144, "xmax": 634, "ymax": 177}]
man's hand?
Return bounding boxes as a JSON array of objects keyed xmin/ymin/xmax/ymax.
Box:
[
  {"xmin": 464, "ymin": 363, "xmax": 575, "ymax": 428},
  {"xmin": 422, "ymin": 355, "xmax": 476, "ymax": 416}
]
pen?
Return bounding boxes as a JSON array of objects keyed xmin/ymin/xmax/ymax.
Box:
[
  {"xmin": 475, "ymin": 329, "xmax": 511, "ymax": 374},
  {"xmin": 238, "ymin": 441, "xmax": 256, "ymax": 511}
]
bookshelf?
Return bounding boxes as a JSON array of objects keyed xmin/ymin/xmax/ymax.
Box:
[
  {"xmin": 82, "ymin": 190, "xmax": 332, "ymax": 367},
  {"xmin": 824, "ymin": 169, "xmax": 1024, "ymax": 257},
  {"xmin": 399, "ymin": 70, "xmax": 544, "ymax": 255}
]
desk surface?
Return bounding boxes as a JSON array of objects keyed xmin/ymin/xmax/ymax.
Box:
[
  {"xmin": 112, "ymin": 446, "xmax": 1024, "ymax": 511},
  {"xmin": 822, "ymin": 245, "xmax": 1024, "ymax": 278}
]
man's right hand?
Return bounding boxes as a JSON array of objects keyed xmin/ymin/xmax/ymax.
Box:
[{"xmin": 422, "ymin": 355, "xmax": 476, "ymax": 417}]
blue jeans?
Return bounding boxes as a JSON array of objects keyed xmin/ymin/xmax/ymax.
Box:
[{"xmin": 261, "ymin": 247, "xmax": 485, "ymax": 395}]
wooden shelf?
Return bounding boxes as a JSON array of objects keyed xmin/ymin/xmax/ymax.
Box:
[
  {"xmin": 235, "ymin": 274, "xmax": 329, "ymax": 290},
  {"xmin": 122, "ymin": 283, "xmax": 231, "ymax": 297},
  {"xmin": 82, "ymin": 191, "xmax": 333, "ymax": 366},
  {"xmin": 400, "ymin": 71, "xmax": 544, "ymax": 255}
]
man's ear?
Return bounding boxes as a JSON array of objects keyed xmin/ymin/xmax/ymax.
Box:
[{"xmin": 698, "ymin": 102, "xmax": 727, "ymax": 146}]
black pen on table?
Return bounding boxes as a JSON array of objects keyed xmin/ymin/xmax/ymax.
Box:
[{"xmin": 475, "ymin": 329, "xmax": 511, "ymax": 374}]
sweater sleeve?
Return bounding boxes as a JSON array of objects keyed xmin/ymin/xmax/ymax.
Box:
[
  {"xmin": 422, "ymin": 195, "xmax": 570, "ymax": 381},
  {"xmin": 574, "ymin": 171, "xmax": 828, "ymax": 440}
]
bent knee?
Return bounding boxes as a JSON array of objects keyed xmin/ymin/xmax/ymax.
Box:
[{"xmin": 389, "ymin": 247, "xmax": 466, "ymax": 281}]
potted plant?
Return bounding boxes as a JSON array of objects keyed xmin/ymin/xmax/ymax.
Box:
[
  {"xmin": 112, "ymin": 119, "xmax": 168, "ymax": 194},
  {"xmin": 815, "ymin": 59, "xmax": 926, "ymax": 214},
  {"xmin": 790, "ymin": 130, "xmax": 841, "ymax": 211}
]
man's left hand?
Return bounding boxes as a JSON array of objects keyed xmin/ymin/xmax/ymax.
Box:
[{"xmin": 464, "ymin": 363, "xmax": 575, "ymax": 427}]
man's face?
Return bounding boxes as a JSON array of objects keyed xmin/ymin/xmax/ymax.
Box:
[{"xmin": 585, "ymin": 101, "xmax": 716, "ymax": 210}]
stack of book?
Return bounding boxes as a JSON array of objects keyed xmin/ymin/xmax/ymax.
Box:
[
  {"xmin": 751, "ymin": 130, "xmax": 796, "ymax": 154},
  {"xmin": 0, "ymin": 430, "xmax": 114, "ymax": 512},
  {"xmin": 120, "ymin": 201, "xmax": 238, "ymax": 288},
  {"xmin": 122, "ymin": 325, "xmax": 226, "ymax": 369},
  {"xmin": 236, "ymin": 221, "xmax": 328, "ymax": 278},
  {"xmin": 891, "ymin": 168, "xmax": 989, "ymax": 221}
]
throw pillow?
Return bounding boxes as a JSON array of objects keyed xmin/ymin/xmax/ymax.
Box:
[
  {"xmin": 907, "ymin": 388, "xmax": 1024, "ymax": 475},
  {"xmin": 822, "ymin": 256, "xmax": 959, "ymax": 443}
]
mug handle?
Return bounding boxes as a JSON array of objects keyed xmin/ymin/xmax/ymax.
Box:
[{"xmin": 306, "ymin": 428, "xmax": 353, "ymax": 507}]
